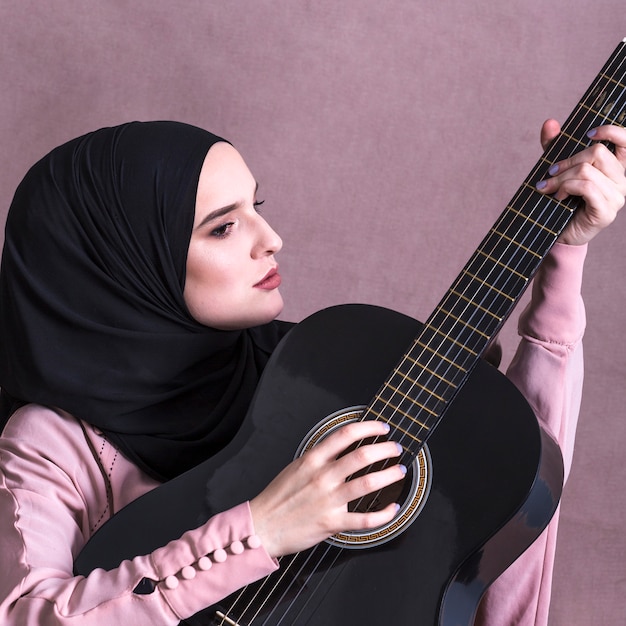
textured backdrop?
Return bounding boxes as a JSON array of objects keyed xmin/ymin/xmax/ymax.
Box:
[{"xmin": 1, "ymin": 2, "xmax": 625, "ymax": 623}]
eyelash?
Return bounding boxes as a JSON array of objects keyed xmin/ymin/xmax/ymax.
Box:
[
  {"xmin": 210, "ymin": 222, "xmax": 235, "ymax": 238},
  {"xmin": 209, "ymin": 200, "xmax": 265, "ymax": 239}
]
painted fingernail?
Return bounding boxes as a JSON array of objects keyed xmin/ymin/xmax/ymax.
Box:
[
  {"xmin": 548, "ymin": 164, "xmax": 559, "ymax": 176},
  {"xmin": 399, "ymin": 464, "xmax": 407, "ymax": 475},
  {"xmin": 395, "ymin": 442, "xmax": 403, "ymax": 455},
  {"xmin": 381, "ymin": 421, "xmax": 391, "ymax": 433},
  {"xmin": 587, "ymin": 128, "xmax": 598, "ymax": 138},
  {"xmin": 536, "ymin": 180, "xmax": 548, "ymax": 190}
]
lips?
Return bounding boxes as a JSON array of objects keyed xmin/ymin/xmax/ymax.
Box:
[{"xmin": 254, "ymin": 267, "xmax": 282, "ymax": 290}]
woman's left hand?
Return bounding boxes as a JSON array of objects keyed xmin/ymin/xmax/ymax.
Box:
[{"xmin": 537, "ymin": 120, "xmax": 626, "ymax": 245}]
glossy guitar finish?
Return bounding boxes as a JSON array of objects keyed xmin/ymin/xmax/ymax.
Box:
[
  {"xmin": 75, "ymin": 304, "xmax": 563, "ymax": 625},
  {"xmin": 76, "ymin": 38, "xmax": 626, "ymax": 626}
]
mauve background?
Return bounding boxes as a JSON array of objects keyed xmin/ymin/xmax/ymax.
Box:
[{"xmin": 1, "ymin": 1, "xmax": 624, "ymax": 623}]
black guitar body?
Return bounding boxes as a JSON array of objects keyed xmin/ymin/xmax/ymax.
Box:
[{"xmin": 75, "ymin": 304, "xmax": 564, "ymax": 625}]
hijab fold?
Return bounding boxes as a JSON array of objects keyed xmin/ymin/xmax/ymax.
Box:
[{"xmin": 0, "ymin": 121, "xmax": 290, "ymax": 481}]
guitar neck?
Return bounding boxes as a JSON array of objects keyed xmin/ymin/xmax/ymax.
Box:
[{"xmin": 366, "ymin": 38, "xmax": 626, "ymax": 453}]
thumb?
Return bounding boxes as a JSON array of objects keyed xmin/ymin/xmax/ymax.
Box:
[{"xmin": 541, "ymin": 119, "xmax": 561, "ymax": 151}]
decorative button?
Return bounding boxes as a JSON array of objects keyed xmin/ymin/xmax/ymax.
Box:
[
  {"xmin": 164, "ymin": 575, "xmax": 179, "ymax": 590},
  {"xmin": 247, "ymin": 535, "xmax": 262, "ymax": 549},
  {"xmin": 213, "ymin": 548, "xmax": 227, "ymax": 563},
  {"xmin": 181, "ymin": 565, "xmax": 196, "ymax": 580},
  {"xmin": 230, "ymin": 540, "xmax": 244, "ymax": 555},
  {"xmin": 197, "ymin": 556, "xmax": 212, "ymax": 571}
]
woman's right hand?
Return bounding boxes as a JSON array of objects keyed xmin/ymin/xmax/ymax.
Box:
[{"xmin": 249, "ymin": 419, "xmax": 405, "ymax": 558}]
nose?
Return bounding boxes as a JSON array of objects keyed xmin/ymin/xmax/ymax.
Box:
[{"xmin": 253, "ymin": 214, "xmax": 283, "ymax": 258}]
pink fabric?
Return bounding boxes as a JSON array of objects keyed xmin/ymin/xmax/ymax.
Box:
[
  {"xmin": 476, "ymin": 242, "xmax": 587, "ymax": 626},
  {"xmin": 0, "ymin": 410, "xmax": 278, "ymax": 624},
  {"xmin": 0, "ymin": 243, "xmax": 586, "ymax": 625}
]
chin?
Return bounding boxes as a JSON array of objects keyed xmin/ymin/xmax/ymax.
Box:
[
  {"xmin": 256, "ymin": 298, "xmax": 284, "ymax": 326},
  {"xmin": 219, "ymin": 299, "xmax": 284, "ymax": 331}
]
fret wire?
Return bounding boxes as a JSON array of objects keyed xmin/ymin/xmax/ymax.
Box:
[
  {"xmin": 489, "ymin": 227, "xmax": 543, "ymax": 258},
  {"xmin": 449, "ymin": 288, "xmax": 502, "ymax": 320},
  {"xmin": 385, "ymin": 347, "xmax": 466, "ymax": 395},
  {"xmin": 553, "ymin": 129, "xmax": 589, "ymax": 148},
  {"xmin": 406, "ymin": 346, "xmax": 467, "ymax": 372},
  {"xmin": 365, "ymin": 408, "xmax": 425, "ymax": 443},
  {"xmin": 476, "ymin": 249, "xmax": 529, "ymax": 280},
  {"xmin": 463, "ymin": 256, "xmax": 527, "ymax": 294},
  {"xmin": 477, "ymin": 213, "xmax": 556, "ymax": 271},
  {"xmin": 364, "ymin": 42, "xmax": 626, "ymax": 456},
  {"xmin": 388, "ymin": 366, "xmax": 455, "ymax": 396},
  {"xmin": 433, "ymin": 306, "xmax": 491, "ymax": 340},
  {"xmin": 495, "ymin": 192, "xmax": 572, "ymax": 234},
  {"xmin": 372, "ymin": 394, "xmax": 437, "ymax": 428},
  {"xmin": 435, "ymin": 197, "xmax": 570, "ymax": 363},
  {"xmin": 427, "ymin": 195, "xmax": 576, "ymax": 377},
  {"xmin": 521, "ymin": 182, "xmax": 578, "ymax": 206},
  {"xmin": 383, "ymin": 376, "xmax": 446, "ymax": 405},
  {"xmin": 460, "ymin": 270, "xmax": 515, "ymax": 301},
  {"xmin": 420, "ymin": 324, "xmax": 479, "ymax": 356},
  {"xmin": 449, "ymin": 47, "xmax": 625, "ymax": 389},
  {"xmin": 579, "ymin": 101, "xmax": 626, "ymax": 126},
  {"xmin": 371, "ymin": 394, "xmax": 438, "ymax": 424},
  {"xmin": 505, "ymin": 205, "xmax": 559, "ymax": 236},
  {"xmin": 395, "ymin": 356, "xmax": 458, "ymax": 388},
  {"xmin": 217, "ymin": 49, "xmax": 626, "ymax": 622},
  {"xmin": 599, "ymin": 70, "xmax": 626, "ymax": 89},
  {"xmin": 450, "ymin": 276, "xmax": 515, "ymax": 323}
]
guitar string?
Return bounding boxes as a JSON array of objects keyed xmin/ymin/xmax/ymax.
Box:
[
  {"xmin": 371, "ymin": 49, "xmax": 626, "ymax": 463},
  {"xmin": 347, "ymin": 81, "xmax": 618, "ymax": 540},
  {"xmin": 380, "ymin": 95, "xmax": 625, "ymax": 474},
  {"xmin": 214, "ymin": 552, "xmax": 301, "ymax": 625},
  {"xmin": 216, "ymin": 44, "xmax": 626, "ymax": 625},
  {"xmin": 313, "ymin": 46, "xmax": 626, "ymax": 571},
  {"xmin": 219, "ymin": 48, "xmax": 626, "ymax": 626},
  {"xmin": 227, "ymin": 549, "xmax": 323, "ymax": 626},
  {"xmin": 285, "ymin": 49, "xmax": 626, "ymax": 624},
  {"xmin": 279, "ymin": 59, "xmax": 626, "ymax": 624}
]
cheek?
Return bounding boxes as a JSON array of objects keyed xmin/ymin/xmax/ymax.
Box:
[{"xmin": 183, "ymin": 247, "xmax": 244, "ymax": 323}]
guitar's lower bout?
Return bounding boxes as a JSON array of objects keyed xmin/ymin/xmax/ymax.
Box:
[
  {"xmin": 296, "ymin": 405, "xmax": 432, "ymax": 549},
  {"xmin": 75, "ymin": 304, "xmax": 564, "ymax": 626}
]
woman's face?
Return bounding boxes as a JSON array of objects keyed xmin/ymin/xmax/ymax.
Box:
[{"xmin": 184, "ymin": 142, "xmax": 284, "ymax": 330}]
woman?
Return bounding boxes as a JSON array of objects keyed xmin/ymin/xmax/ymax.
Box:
[{"xmin": 0, "ymin": 120, "xmax": 623, "ymax": 625}]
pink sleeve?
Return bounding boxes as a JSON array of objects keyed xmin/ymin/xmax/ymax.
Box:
[
  {"xmin": 0, "ymin": 407, "xmax": 278, "ymax": 625},
  {"xmin": 476, "ymin": 242, "xmax": 587, "ymax": 626}
]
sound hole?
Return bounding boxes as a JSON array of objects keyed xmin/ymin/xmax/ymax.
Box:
[{"xmin": 295, "ymin": 407, "xmax": 432, "ymax": 550}]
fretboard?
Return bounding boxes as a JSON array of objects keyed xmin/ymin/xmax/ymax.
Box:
[{"xmin": 365, "ymin": 38, "xmax": 626, "ymax": 454}]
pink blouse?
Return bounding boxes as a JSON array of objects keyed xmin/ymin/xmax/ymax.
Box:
[{"xmin": 0, "ymin": 243, "xmax": 588, "ymax": 625}]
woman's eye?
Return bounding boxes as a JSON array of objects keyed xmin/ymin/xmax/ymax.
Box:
[
  {"xmin": 210, "ymin": 222, "xmax": 235, "ymax": 238},
  {"xmin": 253, "ymin": 199, "xmax": 265, "ymax": 213}
]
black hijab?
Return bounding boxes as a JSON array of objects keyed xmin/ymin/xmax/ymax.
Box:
[{"xmin": 0, "ymin": 121, "xmax": 290, "ymax": 481}]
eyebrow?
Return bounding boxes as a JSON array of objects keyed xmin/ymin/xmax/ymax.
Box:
[{"xmin": 195, "ymin": 182, "xmax": 260, "ymax": 230}]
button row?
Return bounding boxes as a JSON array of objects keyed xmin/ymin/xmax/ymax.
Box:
[{"xmin": 162, "ymin": 535, "xmax": 262, "ymax": 590}]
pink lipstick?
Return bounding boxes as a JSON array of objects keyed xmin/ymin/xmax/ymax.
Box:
[{"xmin": 254, "ymin": 267, "xmax": 281, "ymax": 290}]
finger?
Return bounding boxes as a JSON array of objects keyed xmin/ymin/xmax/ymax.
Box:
[
  {"xmin": 342, "ymin": 501, "xmax": 401, "ymax": 532},
  {"xmin": 340, "ymin": 462, "xmax": 407, "ymax": 504},
  {"xmin": 537, "ymin": 160, "xmax": 626, "ymax": 204},
  {"xmin": 332, "ymin": 438, "xmax": 403, "ymax": 480},
  {"xmin": 307, "ymin": 419, "xmax": 391, "ymax": 465},
  {"xmin": 540, "ymin": 119, "xmax": 561, "ymax": 151},
  {"xmin": 587, "ymin": 124, "xmax": 626, "ymax": 167},
  {"xmin": 548, "ymin": 142, "xmax": 626, "ymax": 187}
]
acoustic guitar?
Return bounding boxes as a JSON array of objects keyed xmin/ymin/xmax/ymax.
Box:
[{"xmin": 75, "ymin": 39, "xmax": 626, "ymax": 625}]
